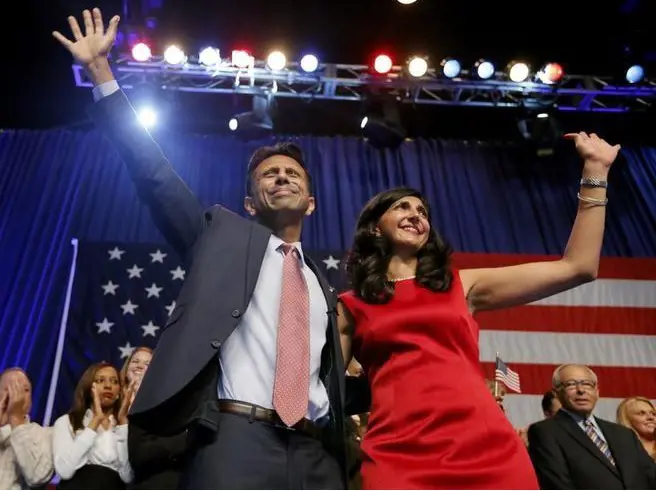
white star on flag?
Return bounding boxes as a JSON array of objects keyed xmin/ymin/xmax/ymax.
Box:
[
  {"xmin": 323, "ymin": 255, "xmax": 340, "ymax": 270},
  {"xmin": 108, "ymin": 247, "xmax": 125, "ymax": 260},
  {"xmin": 120, "ymin": 300, "xmax": 138, "ymax": 315},
  {"xmin": 170, "ymin": 266, "xmax": 186, "ymax": 281},
  {"xmin": 101, "ymin": 281, "xmax": 119, "ymax": 296},
  {"xmin": 150, "ymin": 249, "xmax": 167, "ymax": 263},
  {"xmin": 127, "ymin": 264, "xmax": 144, "ymax": 278},
  {"xmin": 141, "ymin": 321, "xmax": 160, "ymax": 337},
  {"xmin": 95, "ymin": 318, "xmax": 114, "ymax": 334},
  {"xmin": 118, "ymin": 342, "xmax": 135, "ymax": 359},
  {"xmin": 165, "ymin": 301, "xmax": 176, "ymax": 317},
  {"xmin": 145, "ymin": 283, "xmax": 163, "ymax": 298}
]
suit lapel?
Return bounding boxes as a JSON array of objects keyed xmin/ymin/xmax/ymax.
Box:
[
  {"xmin": 596, "ymin": 419, "xmax": 628, "ymax": 481},
  {"xmin": 555, "ymin": 411, "xmax": 620, "ymax": 476}
]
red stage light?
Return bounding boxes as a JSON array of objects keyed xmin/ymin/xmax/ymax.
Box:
[
  {"xmin": 131, "ymin": 42, "xmax": 152, "ymax": 62},
  {"xmin": 538, "ymin": 62, "xmax": 564, "ymax": 84},
  {"xmin": 373, "ymin": 54, "xmax": 393, "ymax": 74}
]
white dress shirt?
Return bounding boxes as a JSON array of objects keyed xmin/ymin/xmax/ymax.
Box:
[
  {"xmin": 0, "ymin": 419, "xmax": 54, "ymax": 490},
  {"xmin": 91, "ymin": 83, "xmax": 331, "ymax": 421},
  {"xmin": 52, "ymin": 410, "xmax": 132, "ymax": 483}
]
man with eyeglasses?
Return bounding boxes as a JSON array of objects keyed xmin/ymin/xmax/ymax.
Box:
[{"xmin": 527, "ymin": 363, "xmax": 656, "ymax": 489}]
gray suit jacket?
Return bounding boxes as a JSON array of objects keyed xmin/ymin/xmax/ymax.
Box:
[{"xmin": 86, "ymin": 89, "xmax": 362, "ymax": 482}]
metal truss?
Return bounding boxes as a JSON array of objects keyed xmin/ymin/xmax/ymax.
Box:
[{"xmin": 72, "ymin": 56, "xmax": 656, "ymax": 113}]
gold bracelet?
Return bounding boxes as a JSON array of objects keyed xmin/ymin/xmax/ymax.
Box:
[{"xmin": 577, "ymin": 192, "xmax": 608, "ymax": 206}]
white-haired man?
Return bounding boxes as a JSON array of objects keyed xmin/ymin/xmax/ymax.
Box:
[{"xmin": 528, "ymin": 363, "xmax": 656, "ymax": 489}]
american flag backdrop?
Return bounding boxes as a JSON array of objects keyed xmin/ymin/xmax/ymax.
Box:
[{"xmin": 45, "ymin": 241, "xmax": 656, "ymax": 429}]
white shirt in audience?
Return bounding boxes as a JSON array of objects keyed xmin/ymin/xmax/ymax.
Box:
[
  {"xmin": 0, "ymin": 418, "xmax": 54, "ymax": 489},
  {"xmin": 52, "ymin": 409, "xmax": 132, "ymax": 483}
]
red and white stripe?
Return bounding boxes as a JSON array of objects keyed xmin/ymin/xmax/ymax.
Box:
[{"xmin": 453, "ymin": 253, "xmax": 656, "ymax": 429}]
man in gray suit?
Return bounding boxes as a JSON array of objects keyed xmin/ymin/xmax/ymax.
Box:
[{"xmin": 54, "ymin": 8, "xmax": 367, "ymax": 489}]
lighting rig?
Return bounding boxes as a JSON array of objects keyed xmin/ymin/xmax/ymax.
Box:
[{"xmin": 71, "ymin": 48, "xmax": 656, "ymax": 113}]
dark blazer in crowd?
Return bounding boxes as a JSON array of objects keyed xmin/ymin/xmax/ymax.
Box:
[
  {"xmin": 528, "ymin": 409, "xmax": 656, "ymax": 489},
  {"xmin": 127, "ymin": 422, "xmax": 188, "ymax": 489}
]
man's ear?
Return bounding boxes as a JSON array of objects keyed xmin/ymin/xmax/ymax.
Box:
[
  {"xmin": 305, "ymin": 196, "xmax": 316, "ymax": 216},
  {"xmin": 244, "ymin": 196, "xmax": 257, "ymax": 216}
]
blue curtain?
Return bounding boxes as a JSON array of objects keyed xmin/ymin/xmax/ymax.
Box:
[{"xmin": 1, "ymin": 128, "xmax": 655, "ymax": 423}]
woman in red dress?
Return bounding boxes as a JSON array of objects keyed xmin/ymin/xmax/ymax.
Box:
[{"xmin": 337, "ymin": 132, "xmax": 620, "ymax": 489}]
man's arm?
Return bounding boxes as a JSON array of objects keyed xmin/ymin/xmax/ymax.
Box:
[
  {"xmin": 9, "ymin": 424, "xmax": 54, "ymax": 487},
  {"xmin": 527, "ymin": 423, "xmax": 575, "ymax": 489},
  {"xmin": 53, "ymin": 9, "xmax": 207, "ymax": 257}
]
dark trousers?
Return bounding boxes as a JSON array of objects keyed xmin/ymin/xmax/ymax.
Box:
[{"xmin": 180, "ymin": 412, "xmax": 344, "ymax": 489}]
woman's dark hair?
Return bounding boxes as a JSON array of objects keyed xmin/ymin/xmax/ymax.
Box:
[
  {"xmin": 68, "ymin": 362, "xmax": 121, "ymax": 432},
  {"xmin": 345, "ymin": 187, "xmax": 453, "ymax": 304}
]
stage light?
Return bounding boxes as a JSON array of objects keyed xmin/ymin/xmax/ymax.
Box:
[
  {"xmin": 228, "ymin": 117, "xmax": 239, "ymax": 131},
  {"xmin": 536, "ymin": 62, "xmax": 564, "ymax": 84},
  {"xmin": 131, "ymin": 42, "xmax": 151, "ymax": 62},
  {"xmin": 361, "ymin": 116, "xmax": 369, "ymax": 129},
  {"xmin": 474, "ymin": 59, "xmax": 495, "ymax": 79},
  {"xmin": 137, "ymin": 107, "xmax": 157, "ymax": 129},
  {"xmin": 373, "ymin": 54, "xmax": 393, "ymax": 74},
  {"xmin": 441, "ymin": 58, "xmax": 461, "ymax": 78},
  {"xmin": 397, "ymin": 0, "xmax": 418, "ymax": 3},
  {"xmin": 300, "ymin": 54, "xmax": 319, "ymax": 72},
  {"xmin": 407, "ymin": 56, "xmax": 428, "ymax": 77},
  {"xmin": 508, "ymin": 62, "xmax": 530, "ymax": 82},
  {"xmin": 163, "ymin": 45, "xmax": 186, "ymax": 65},
  {"xmin": 267, "ymin": 51, "xmax": 287, "ymax": 71},
  {"xmin": 626, "ymin": 64, "xmax": 645, "ymax": 84},
  {"xmin": 232, "ymin": 50, "xmax": 252, "ymax": 68},
  {"xmin": 199, "ymin": 47, "xmax": 220, "ymax": 66}
]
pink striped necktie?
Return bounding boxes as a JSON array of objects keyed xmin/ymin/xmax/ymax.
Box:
[{"xmin": 272, "ymin": 243, "xmax": 310, "ymax": 426}]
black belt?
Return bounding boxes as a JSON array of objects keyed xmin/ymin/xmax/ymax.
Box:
[{"xmin": 217, "ymin": 400, "xmax": 324, "ymax": 439}]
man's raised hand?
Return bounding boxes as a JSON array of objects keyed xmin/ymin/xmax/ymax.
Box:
[{"xmin": 53, "ymin": 8, "xmax": 120, "ymax": 67}]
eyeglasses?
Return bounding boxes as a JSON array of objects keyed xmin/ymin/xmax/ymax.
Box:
[{"xmin": 559, "ymin": 379, "xmax": 597, "ymax": 391}]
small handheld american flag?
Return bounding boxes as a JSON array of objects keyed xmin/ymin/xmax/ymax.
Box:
[{"xmin": 495, "ymin": 355, "xmax": 521, "ymax": 393}]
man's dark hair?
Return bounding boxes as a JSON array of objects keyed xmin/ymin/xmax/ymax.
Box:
[
  {"xmin": 541, "ymin": 390, "xmax": 558, "ymax": 414},
  {"xmin": 245, "ymin": 142, "xmax": 312, "ymax": 194}
]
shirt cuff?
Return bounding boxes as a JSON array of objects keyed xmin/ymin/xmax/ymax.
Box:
[{"xmin": 92, "ymin": 80, "xmax": 120, "ymax": 102}]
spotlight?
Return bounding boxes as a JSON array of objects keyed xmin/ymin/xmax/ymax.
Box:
[
  {"xmin": 626, "ymin": 64, "xmax": 645, "ymax": 84},
  {"xmin": 361, "ymin": 95, "xmax": 406, "ymax": 149},
  {"xmin": 474, "ymin": 59, "xmax": 495, "ymax": 79},
  {"xmin": 441, "ymin": 58, "xmax": 461, "ymax": 78},
  {"xmin": 407, "ymin": 56, "xmax": 428, "ymax": 77},
  {"xmin": 397, "ymin": 0, "xmax": 418, "ymax": 3},
  {"xmin": 199, "ymin": 47, "xmax": 221, "ymax": 66},
  {"xmin": 163, "ymin": 45, "xmax": 186, "ymax": 65},
  {"xmin": 373, "ymin": 54, "xmax": 393, "ymax": 74},
  {"xmin": 300, "ymin": 54, "xmax": 319, "ymax": 72},
  {"xmin": 536, "ymin": 62, "xmax": 564, "ymax": 84},
  {"xmin": 131, "ymin": 42, "xmax": 151, "ymax": 62},
  {"xmin": 267, "ymin": 51, "xmax": 287, "ymax": 71},
  {"xmin": 137, "ymin": 107, "xmax": 157, "ymax": 129},
  {"xmin": 228, "ymin": 93, "xmax": 274, "ymax": 138},
  {"xmin": 508, "ymin": 61, "xmax": 530, "ymax": 82},
  {"xmin": 232, "ymin": 50, "xmax": 252, "ymax": 69}
]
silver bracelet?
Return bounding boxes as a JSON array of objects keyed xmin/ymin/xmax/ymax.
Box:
[
  {"xmin": 580, "ymin": 177, "xmax": 608, "ymax": 189},
  {"xmin": 577, "ymin": 192, "xmax": 608, "ymax": 206}
]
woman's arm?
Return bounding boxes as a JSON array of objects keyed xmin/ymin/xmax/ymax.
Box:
[
  {"xmin": 337, "ymin": 301, "xmax": 355, "ymax": 367},
  {"xmin": 460, "ymin": 132, "xmax": 620, "ymax": 314}
]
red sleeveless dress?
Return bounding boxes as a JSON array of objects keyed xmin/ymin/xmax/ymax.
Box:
[{"xmin": 339, "ymin": 273, "xmax": 539, "ymax": 490}]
